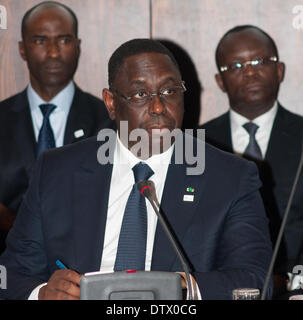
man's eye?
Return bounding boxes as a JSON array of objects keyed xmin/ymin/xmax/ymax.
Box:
[
  {"xmin": 251, "ymin": 59, "xmax": 260, "ymax": 66},
  {"xmin": 133, "ymin": 91, "xmax": 148, "ymax": 99},
  {"xmin": 161, "ymin": 88, "xmax": 175, "ymax": 95},
  {"xmin": 34, "ymin": 39, "xmax": 44, "ymax": 45},
  {"xmin": 59, "ymin": 38, "xmax": 71, "ymax": 45},
  {"xmin": 234, "ymin": 62, "xmax": 243, "ymax": 69}
]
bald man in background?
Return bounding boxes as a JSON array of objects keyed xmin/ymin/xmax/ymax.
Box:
[{"xmin": 0, "ymin": 1, "xmax": 113, "ymax": 253}]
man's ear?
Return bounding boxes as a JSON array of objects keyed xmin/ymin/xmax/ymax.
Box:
[
  {"xmin": 277, "ymin": 61, "xmax": 285, "ymax": 84},
  {"xmin": 102, "ymin": 88, "xmax": 116, "ymax": 120},
  {"xmin": 215, "ymin": 73, "xmax": 227, "ymax": 93},
  {"xmin": 76, "ymin": 38, "xmax": 81, "ymax": 59},
  {"xmin": 18, "ymin": 41, "xmax": 27, "ymax": 61}
]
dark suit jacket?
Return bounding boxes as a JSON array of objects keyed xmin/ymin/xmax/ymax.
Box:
[
  {"xmin": 201, "ymin": 105, "xmax": 303, "ymax": 273},
  {"xmin": 0, "ymin": 133, "xmax": 273, "ymax": 300},
  {"xmin": 0, "ymin": 85, "xmax": 114, "ymax": 252}
]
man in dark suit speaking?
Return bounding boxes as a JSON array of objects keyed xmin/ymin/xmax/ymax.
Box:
[
  {"xmin": 0, "ymin": 1, "xmax": 112, "ymax": 252},
  {"xmin": 0, "ymin": 39, "xmax": 272, "ymax": 300},
  {"xmin": 200, "ymin": 25, "xmax": 303, "ymax": 297}
]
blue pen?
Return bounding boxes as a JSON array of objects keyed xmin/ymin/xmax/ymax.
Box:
[{"xmin": 56, "ymin": 259, "xmax": 67, "ymax": 270}]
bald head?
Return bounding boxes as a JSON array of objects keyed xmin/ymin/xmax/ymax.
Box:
[
  {"xmin": 19, "ymin": 1, "xmax": 81, "ymax": 102},
  {"xmin": 215, "ymin": 25, "xmax": 278, "ymax": 71},
  {"xmin": 214, "ymin": 25, "xmax": 284, "ymax": 120},
  {"xmin": 21, "ymin": 1, "xmax": 78, "ymax": 39}
]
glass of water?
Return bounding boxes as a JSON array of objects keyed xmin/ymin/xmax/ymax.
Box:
[{"xmin": 232, "ymin": 288, "xmax": 260, "ymax": 300}]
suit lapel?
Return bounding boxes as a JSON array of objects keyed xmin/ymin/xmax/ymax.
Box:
[
  {"xmin": 64, "ymin": 86, "xmax": 95, "ymax": 145},
  {"xmin": 265, "ymin": 104, "xmax": 294, "ymax": 161},
  {"xmin": 11, "ymin": 89, "xmax": 37, "ymax": 165},
  {"xmin": 72, "ymin": 137, "xmax": 115, "ymax": 274},
  {"xmin": 151, "ymin": 134, "xmax": 207, "ymax": 271},
  {"xmin": 206, "ymin": 112, "xmax": 233, "ymax": 153},
  {"xmin": 216, "ymin": 112, "xmax": 233, "ymax": 150}
]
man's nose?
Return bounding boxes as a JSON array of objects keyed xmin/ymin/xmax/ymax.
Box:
[
  {"xmin": 47, "ymin": 41, "xmax": 60, "ymax": 58},
  {"xmin": 149, "ymin": 94, "xmax": 166, "ymax": 115},
  {"xmin": 242, "ymin": 64, "xmax": 258, "ymax": 77}
]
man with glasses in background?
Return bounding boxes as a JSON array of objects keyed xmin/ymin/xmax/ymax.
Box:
[{"xmin": 201, "ymin": 25, "xmax": 303, "ymax": 299}]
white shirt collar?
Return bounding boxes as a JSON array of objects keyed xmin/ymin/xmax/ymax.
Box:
[
  {"xmin": 27, "ymin": 81, "xmax": 75, "ymax": 115},
  {"xmin": 115, "ymin": 133, "xmax": 174, "ymax": 177},
  {"xmin": 230, "ymin": 101, "xmax": 278, "ymax": 132},
  {"xmin": 230, "ymin": 101, "xmax": 278, "ymax": 157}
]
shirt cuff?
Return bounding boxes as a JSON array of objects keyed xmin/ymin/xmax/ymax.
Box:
[{"xmin": 28, "ymin": 283, "xmax": 47, "ymax": 300}]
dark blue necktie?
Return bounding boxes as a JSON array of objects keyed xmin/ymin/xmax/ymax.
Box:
[
  {"xmin": 243, "ymin": 122, "xmax": 262, "ymax": 161},
  {"xmin": 37, "ymin": 104, "xmax": 56, "ymax": 157},
  {"xmin": 114, "ymin": 162, "xmax": 154, "ymax": 271}
]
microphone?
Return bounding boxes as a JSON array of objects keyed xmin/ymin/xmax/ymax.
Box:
[
  {"xmin": 137, "ymin": 180, "xmax": 194, "ymax": 300},
  {"xmin": 261, "ymin": 141, "xmax": 303, "ymax": 300},
  {"xmin": 139, "ymin": 180, "xmax": 160, "ymax": 207}
]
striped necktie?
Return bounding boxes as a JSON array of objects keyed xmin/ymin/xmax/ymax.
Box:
[
  {"xmin": 37, "ymin": 104, "xmax": 56, "ymax": 157},
  {"xmin": 114, "ymin": 162, "xmax": 154, "ymax": 271},
  {"xmin": 243, "ymin": 122, "xmax": 263, "ymax": 161}
]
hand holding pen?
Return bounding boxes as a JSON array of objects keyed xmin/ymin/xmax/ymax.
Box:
[{"xmin": 38, "ymin": 260, "xmax": 82, "ymax": 300}]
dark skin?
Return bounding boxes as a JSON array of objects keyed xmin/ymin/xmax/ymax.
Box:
[
  {"xmin": 16, "ymin": 4, "xmax": 80, "ymax": 299},
  {"xmin": 39, "ymin": 52, "xmax": 187, "ymax": 299},
  {"xmin": 215, "ymin": 28, "xmax": 285, "ymax": 120},
  {"xmin": 19, "ymin": 5, "xmax": 80, "ymax": 102},
  {"xmin": 38, "ymin": 270, "xmax": 81, "ymax": 300},
  {"xmin": 0, "ymin": 4, "xmax": 80, "ymax": 240},
  {"xmin": 216, "ymin": 28, "xmax": 287, "ymax": 296},
  {"xmin": 103, "ymin": 52, "xmax": 188, "ymax": 290},
  {"xmin": 103, "ymin": 52, "xmax": 184, "ymax": 158}
]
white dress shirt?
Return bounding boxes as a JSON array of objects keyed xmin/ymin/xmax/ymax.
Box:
[
  {"xmin": 27, "ymin": 81, "xmax": 75, "ymax": 147},
  {"xmin": 230, "ymin": 102, "xmax": 278, "ymax": 158},
  {"xmin": 100, "ymin": 134, "xmax": 174, "ymax": 271}
]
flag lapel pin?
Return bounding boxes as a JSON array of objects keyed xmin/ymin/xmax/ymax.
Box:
[
  {"xmin": 183, "ymin": 187, "xmax": 195, "ymax": 202},
  {"xmin": 74, "ymin": 129, "xmax": 84, "ymax": 139}
]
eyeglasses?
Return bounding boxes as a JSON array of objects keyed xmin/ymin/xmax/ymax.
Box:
[
  {"xmin": 112, "ymin": 81, "xmax": 186, "ymax": 105},
  {"xmin": 219, "ymin": 56, "xmax": 278, "ymax": 73}
]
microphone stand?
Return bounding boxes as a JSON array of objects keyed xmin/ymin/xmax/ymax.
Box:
[
  {"xmin": 138, "ymin": 180, "xmax": 194, "ymax": 300},
  {"xmin": 261, "ymin": 142, "xmax": 303, "ymax": 300}
]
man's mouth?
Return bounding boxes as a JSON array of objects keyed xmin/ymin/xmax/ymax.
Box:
[
  {"xmin": 150, "ymin": 127, "xmax": 171, "ymax": 136},
  {"xmin": 244, "ymin": 83, "xmax": 264, "ymax": 91},
  {"xmin": 146, "ymin": 125, "xmax": 173, "ymax": 136},
  {"xmin": 44, "ymin": 63, "xmax": 64, "ymax": 73},
  {"xmin": 45, "ymin": 68, "xmax": 63, "ymax": 73}
]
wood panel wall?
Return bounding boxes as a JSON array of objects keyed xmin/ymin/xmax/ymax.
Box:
[{"xmin": 1, "ymin": 0, "xmax": 303, "ymax": 125}]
